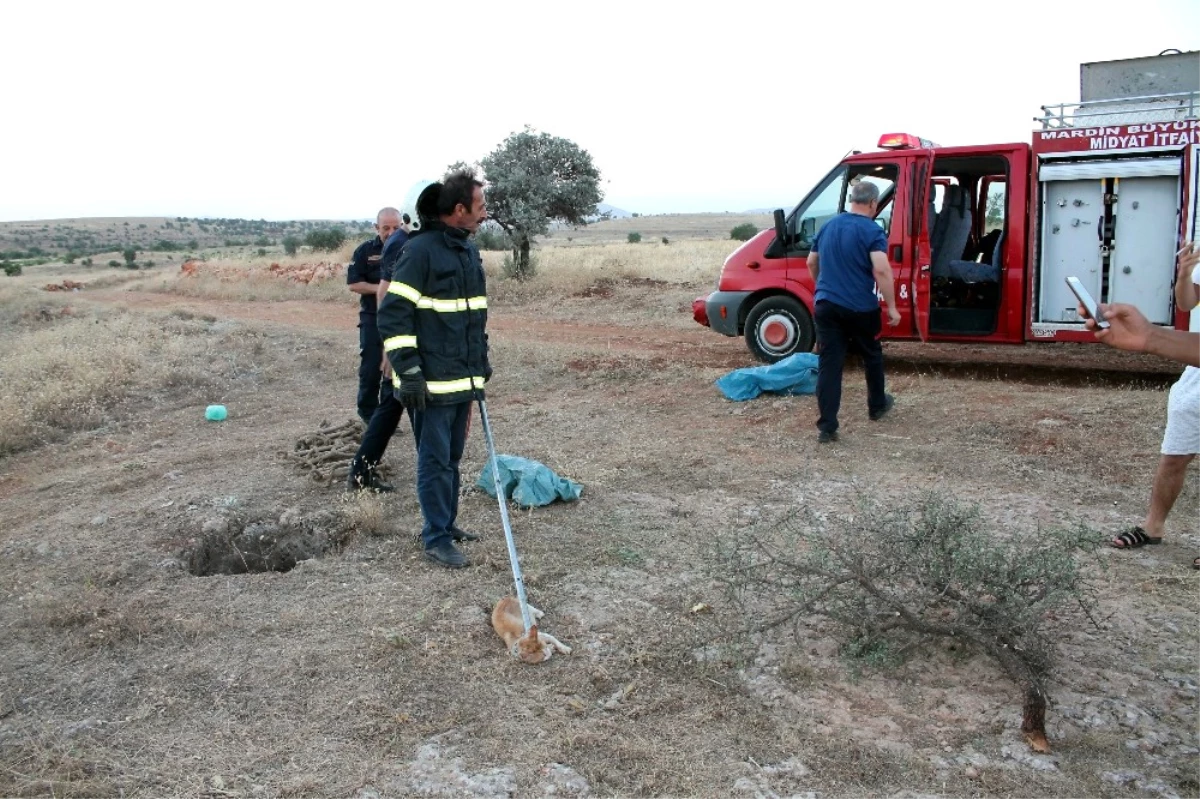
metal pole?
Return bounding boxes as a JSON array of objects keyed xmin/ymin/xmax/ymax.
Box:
[{"xmin": 476, "ymin": 397, "xmax": 534, "ymax": 633}]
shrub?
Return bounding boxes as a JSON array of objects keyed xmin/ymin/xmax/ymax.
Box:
[
  {"xmin": 627, "ymin": 232, "xmax": 642, "ymax": 244},
  {"xmin": 730, "ymin": 223, "xmax": 758, "ymax": 241},
  {"xmin": 187, "ymin": 239, "xmax": 199, "ymax": 250},
  {"xmin": 257, "ymin": 248, "xmax": 267, "ymax": 257},
  {"xmin": 2, "ymin": 261, "xmax": 20, "ymax": 277},
  {"xmin": 282, "ymin": 236, "xmax": 301, "ymax": 256},
  {"xmin": 64, "ymin": 251, "xmax": 81, "ymax": 264},
  {"xmin": 501, "ymin": 252, "xmax": 539, "ymax": 280},
  {"xmin": 154, "ymin": 239, "xmax": 177, "ymax": 252},
  {"xmin": 304, "ymin": 228, "xmax": 346, "ymax": 252},
  {"xmin": 82, "ymin": 258, "xmax": 93, "ymax": 267},
  {"xmin": 708, "ymin": 492, "xmax": 1101, "ymax": 752},
  {"xmin": 123, "ymin": 247, "xmax": 137, "ymax": 265},
  {"xmin": 661, "ymin": 237, "xmax": 669, "ymax": 245},
  {"xmin": 474, "ymin": 226, "xmax": 512, "ymax": 251},
  {"xmin": 107, "ymin": 260, "xmax": 121, "ymax": 268},
  {"xmin": 254, "ymin": 236, "xmax": 271, "ymax": 247}
]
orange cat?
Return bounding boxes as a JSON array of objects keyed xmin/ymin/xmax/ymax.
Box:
[{"xmin": 491, "ymin": 596, "xmax": 572, "ymax": 664}]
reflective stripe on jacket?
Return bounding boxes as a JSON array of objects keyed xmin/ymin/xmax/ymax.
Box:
[{"xmin": 377, "ymin": 222, "xmax": 490, "ymax": 405}]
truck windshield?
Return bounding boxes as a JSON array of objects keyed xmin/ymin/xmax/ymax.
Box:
[{"xmin": 792, "ymin": 164, "xmax": 897, "ymax": 249}]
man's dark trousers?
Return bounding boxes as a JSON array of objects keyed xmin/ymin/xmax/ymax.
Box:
[
  {"xmin": 814, "ymin": 299, "xmax": 887, "ymax": 435},
  {"xmin": 348, "ymin": 388, "xmax": 405, "ymax": 485},
  {"xmin": 357, "ymin": 313, "xmax": 384, "ymax": 424},
  {"xmin": 410, "ymin": 401, "xmax": 472, "ymax": 548}
]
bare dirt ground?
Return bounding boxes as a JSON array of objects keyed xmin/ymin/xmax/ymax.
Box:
[{"xmin": 1, "ymin": 276, "xmax": 1198, "ymax": 798}]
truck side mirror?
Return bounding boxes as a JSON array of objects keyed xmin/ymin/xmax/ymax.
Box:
[
  {"xmin": 773, "ymin": 209, "xmax": 786, "ymax": 246},
  {"xmin": 799, "ymin": 216, "xmax": 816, "ymax": 244}
]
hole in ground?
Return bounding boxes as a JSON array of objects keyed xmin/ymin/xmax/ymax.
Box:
[{"xmin": 183, "ymin": 512, "xmax": 344, "ymax": 576}]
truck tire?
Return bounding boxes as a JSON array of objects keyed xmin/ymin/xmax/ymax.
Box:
[{"xmin": 744, "ymin": 296, "xmax": 814, "ymax": 363}]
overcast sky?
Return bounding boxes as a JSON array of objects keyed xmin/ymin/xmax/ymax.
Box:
[{"xmin": 3, "ymin": 0, "xmax": 1198, "ymax": 221}]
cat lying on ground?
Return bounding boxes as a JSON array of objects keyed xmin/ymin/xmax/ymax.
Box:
[{"xmin": 491, "ymin": 596, "xmax": 572, "ymax": 664}]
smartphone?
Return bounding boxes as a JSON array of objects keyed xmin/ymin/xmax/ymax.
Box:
[{"xmin": 1065, "ymin": 276, "xmax": 1109, "ymax": 329}]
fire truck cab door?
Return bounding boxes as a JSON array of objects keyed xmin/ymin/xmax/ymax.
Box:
[{"xmin": 911, "ymin": 153, "xmax": 936, "ymax": 342}]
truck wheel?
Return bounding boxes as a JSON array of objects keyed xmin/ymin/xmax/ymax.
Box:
[{"xmin": 744, "ymin": 296, "xmax": 814, "ymax": 363}]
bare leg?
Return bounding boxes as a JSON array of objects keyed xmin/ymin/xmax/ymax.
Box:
[{"xmin": 1140, "ymin": 454, "xmax": 1196, "ymax": 538}]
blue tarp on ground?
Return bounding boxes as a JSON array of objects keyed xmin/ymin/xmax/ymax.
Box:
[
  {"xmin": 477, "ymin": 455, "xmax": 583, "ymax": 508},
  {"xmin": 716, "ymin": 352, "xmax": 820, "ymax": 401}
]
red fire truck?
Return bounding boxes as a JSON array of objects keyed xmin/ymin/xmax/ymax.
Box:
[{"xmin": 693, "ymin": 51, "xmax": 1200, "ymax": 362}]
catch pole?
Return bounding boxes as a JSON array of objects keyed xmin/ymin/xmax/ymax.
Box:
[{"xmin": 476, "ymin": 396, "xmax": 534, "ymax": 633}]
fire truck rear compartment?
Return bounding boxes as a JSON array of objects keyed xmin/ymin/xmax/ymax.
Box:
[{"xmin": 1035, "ymin": 157, "xmax": 1184, "ymax": 326}]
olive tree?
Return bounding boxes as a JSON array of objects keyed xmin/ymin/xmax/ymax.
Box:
[
  {"xmin": 707, "ymin": 492, "xmax": 1103, "ymax": 753},
  {"xmin": 478, "ymin": 128, "xmax": 602, "ymax": 279}
]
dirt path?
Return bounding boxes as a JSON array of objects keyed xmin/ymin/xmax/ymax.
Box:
[
  {"xmin": 75, "ymin": 288, "xmax": 750, "ymax": 368},
  {"xmin": 5, "ymin": 283, "xmax": 1197, "ymax": 799},
  {"xmin": 76, "ymin": 287, "xmax": 1183, "ymax": 381}
]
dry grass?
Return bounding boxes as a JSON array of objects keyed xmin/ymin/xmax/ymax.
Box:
[
  {"xmin": 340, "ymin": 491, "xmax": 390, "ymax": 537},
  {"xmin": 0, "ymin": 284, "xmax": 265, "ymax": 456},
  {"xmin": 124, "ymin": 244, "xmax": 357, "ymax": 304},
  {"xmin": 102, "ymin": 236, "xmax": 734, "ymax": 314},
  {"xmin": 484, "ymin": 239, "xmax": 728, "ymax": 300},
  {"xmin": 0, "ymin": 234, "xmax": 1197, "ymax": 798},
  {"xmin": 542, "ymin": 212, "xmax": 774, "ymax": 245}
]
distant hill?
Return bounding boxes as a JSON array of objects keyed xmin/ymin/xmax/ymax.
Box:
[
  {"xmin": 595, "ymin": 203, "xmax": 633, "ymax": 219},
  {"xmin": 0, "ymin": 216, "xmax": 373, "ymax": 261}
]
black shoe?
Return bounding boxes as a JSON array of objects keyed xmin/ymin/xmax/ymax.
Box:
[
  {"xmin": 345, "ymin": 470, "xmax": 394, "ymax": 493},
  {"xmin": 425, "ymin": 540, "xmax": 469, "ymax": 568},
  {"xmin": 869, "ymin": 394, "xmax": 895, "ymax": 421},
  {"xmin": 450, "ymin": 526, "xmax": 480, "ymax": 542},
  {"xmin": 365, "ymin": 473, "xmax": 395, "ymax": 493},
  {"xmin": 817, "ymin": 430, "xmax": 839, "ymax": 444}
]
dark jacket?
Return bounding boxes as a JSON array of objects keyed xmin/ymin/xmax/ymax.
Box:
[
  {"xmin": 377, "ymin": 222, "xmax": 491, "ymax": 405},
  {"xmin": 347, "ymin": 236, "xmax": 384, "ymax": 315},
  {"xmin": 380, "ymin": 229, "xmax": 410, "ymax": 282}
]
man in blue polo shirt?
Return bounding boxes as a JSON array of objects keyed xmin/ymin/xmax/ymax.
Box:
[{"xmin": 805, "ymin": 180, "xmax": 901, "ymax": 444}]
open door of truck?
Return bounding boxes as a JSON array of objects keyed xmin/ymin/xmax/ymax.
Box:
[{"xmin": 910, "ymin": 151, "xmax": 936, "ymax": 341}]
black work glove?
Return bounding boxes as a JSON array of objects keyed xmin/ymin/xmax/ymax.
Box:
[
  {"xmin": 484, "ymin": 363, "xmax": 493, "ymax": 382},
  {"xmin": 396, "ymin": 370, "xmax": 428, "ymax": 411}
]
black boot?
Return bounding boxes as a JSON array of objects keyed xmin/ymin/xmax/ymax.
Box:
[
  {"xmin": 450, "ymin": 526, "xmax": 479, "ymax": 542},
  {"xmin": 425, "ymin": 540, "xmax": 468, "ymax": 568},
  {"xmin": 365, "ymin": 467, "xmax": 394, "ymax": 493}
]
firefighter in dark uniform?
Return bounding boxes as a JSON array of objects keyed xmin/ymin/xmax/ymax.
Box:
[
  {"xmin": 380, "ymin": 169, "xmax": 491, "ymax": 568},
  {"xmin": 346, "ymin": 192, "xmax": 437, "ymax": 493},
  {"xmin": 347, "ymin": 207, "xmax": 404, "ymax": 424}
]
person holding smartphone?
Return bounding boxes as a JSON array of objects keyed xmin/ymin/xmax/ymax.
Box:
[{"xmin": 1098, "ymin": 243, "xmax": 1200, "ymax": 567}]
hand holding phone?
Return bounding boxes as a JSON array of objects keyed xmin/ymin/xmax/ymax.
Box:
[{"xmin": 1065, "ymin": 276, "xmax": 1109, "ymax": 329}]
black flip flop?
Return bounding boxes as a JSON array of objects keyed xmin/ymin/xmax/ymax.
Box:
[{"xmin": 1110, "ymin": 526, "xmax": 1163, "ymax": 549}]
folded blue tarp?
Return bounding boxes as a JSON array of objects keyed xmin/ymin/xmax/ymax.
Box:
[
  {"xmin": 477, "ymin": 455, "xmax": 583, "ymax": 508},
  {"xmin": 716, "ymin": 352, "xmax": 820, "ymax": 401}
]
